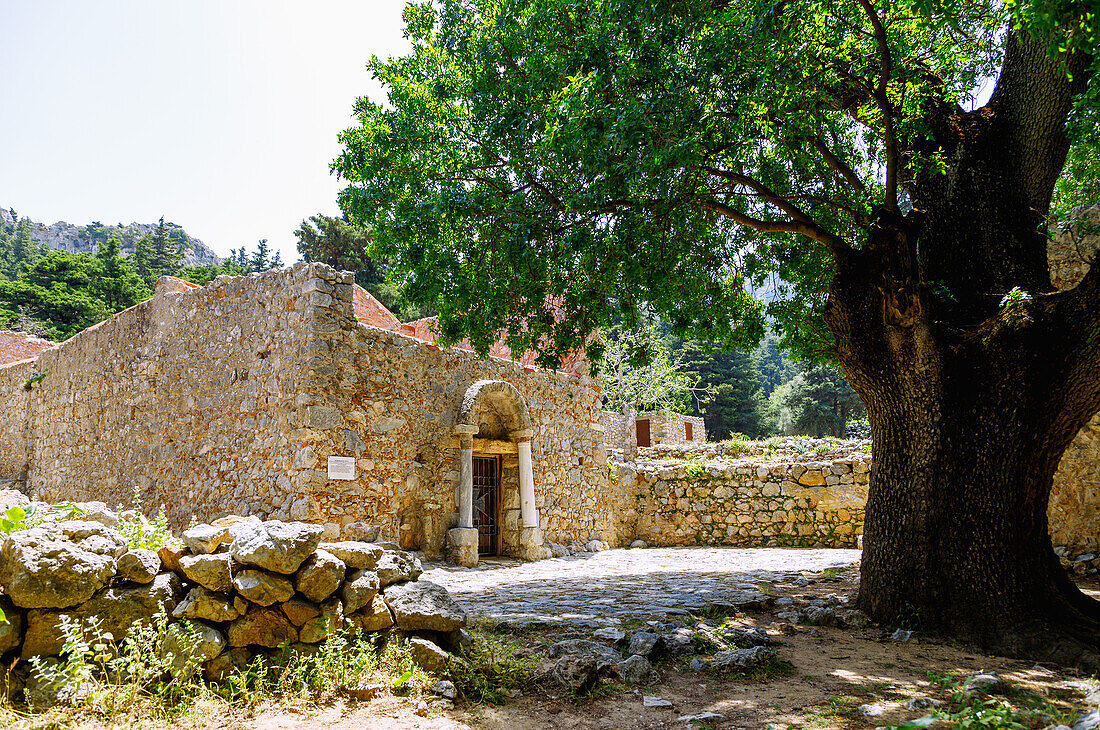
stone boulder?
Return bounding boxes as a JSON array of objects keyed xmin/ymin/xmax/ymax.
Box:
[
  {"xmin": 319, "ymin": 541, "xmax": 383, "ymax": 570},
  {"xmin": 179, "ymin": 553, "xmax": 233, "ymax": 593},
  {"xmin": 659, "ymin": 628, "xmax": 697, "ymax": 658},
  {"xmin": 347, "ymin": 594, "xmax": 394, "ymax": 633},
  {"xmin": 690, "ymin": 645, "xmax": 776, "ymax": 672},
  {"xmin": 22, "ymin": 572, "xmax": 181, "ymax": 659},
  {"xmin": 117, "ymin": 548, "xmax": 161, "ymax": 584},
  {"xmin": 0, "ymin": 521, "xmax": 125, "ymax": 609},
  {"xmin": 157, "ymin": 540, "xmax": 190, "ymax": 574},
  {"xmin": 295, "ymin": 549, "xmax": 346, "ymax": 603},
  {"xmin": 228, "ymin": 606, "xmax": 299, "ymax": 648},
  {"xmin": 233, "ymin": 570, "xmax": 295, "ymax": 606},
  {"xmin": 173, "ymin": 587, "xmax": 244, "ymax": 623},
  {"xmin": 342, "ymin": 569, "xmax": 381, "ymax": 614},
  {"xmin": 204, "ymin": 647, "xmax": 252, "ymax": 682},
  {"xmin": 181, "ymin": 522, "xmax": 235, "ymax": 555},
  {"xmin": 409, "ymin": 637, "xmax": 449, "ymax": 674},
  {"xmin": 552, "ymin": 654, "xmax": 600, "ymax": 693},
  {"xmin": 163, "ymin": 621, "xmax": 226, "ymax": 673},
  {"xmin": 70, "ymin": 502, "xmax": 119, "ymax": 529},
  {"xmin": 383, "ymin": 580, "xmax": 466, "ymax": 632},
  {"xmin": 548, "ymin": 639, "xmax": 623, "ymax": 671},
  {"xmin": 299, "ymin": 598, "xmax": 345, "ymax": 644},
  {"xmin": 628, "ymin": 630, "xmax": 660, "ymax": 657},
  {"xmin": 375, "ymin": 550, "xmax": 423, "ymax": 586},
  {"xmin": 0, "ymin": 595, "xmax": 23, "ymax": 654},
  {"xmin": 281, "ymin": 598, "xmax": 322, "ymax": 626},
  {"xmin": 230, "ymin": 520, "xmax": 324, "ymax": 574},
  {"xmin": 619, "ymin": 654, "xmax": 659, "ymax": 684}
]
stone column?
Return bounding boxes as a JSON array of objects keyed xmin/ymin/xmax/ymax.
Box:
[
  {"xmin": 514, "ymin": 430, "xmax": 538, "ymax": 528},
  {"xmin": 456, "ymin": 429, "xmax": 476, "ymax": 528},
  {"xmin": 447, "ymin": 424, "xmax": 480, "ymax": 567},
  {"xmin": 512, "ymin": 428, "xmax": 544, "ymax": 561}
]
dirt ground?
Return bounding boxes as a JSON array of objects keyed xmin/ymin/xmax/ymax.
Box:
[{"xmin": 154, "ymin": 567, "xmax": 1100, "ymax": 730}]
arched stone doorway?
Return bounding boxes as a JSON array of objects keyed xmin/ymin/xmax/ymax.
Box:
[{"xmin": 447, "ymin": 380, "xmax": 542, "ymax": 566}]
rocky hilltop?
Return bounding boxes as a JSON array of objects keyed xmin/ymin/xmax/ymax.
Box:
[{"xmin": 0, "ymin": 206, "xmax": 221, "ymax": 266}]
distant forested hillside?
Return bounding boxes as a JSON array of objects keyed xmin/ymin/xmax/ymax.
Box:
[{"xmin": 0, "ymin": 208, "xmax": 281, "ymax": 341}]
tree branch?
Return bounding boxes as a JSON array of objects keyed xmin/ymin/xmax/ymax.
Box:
[
  {"xmin": 702, "ymin": 199, "xmax": 848, "ymax": 255},
  {"xmin": 806, "ymin": 135, "xmax": 868, "ymax": 193},
  {"xmin": 856, "ymin": 0, "xmax": 899, "ymax": 212}
]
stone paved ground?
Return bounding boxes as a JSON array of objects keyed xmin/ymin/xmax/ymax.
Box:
[{"xmin": 422, "ymin": 546, "xmax": 861, "ymax": 628}]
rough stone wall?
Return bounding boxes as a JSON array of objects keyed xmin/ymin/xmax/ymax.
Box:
[
  {"xmin": 293, "ymin": 281, "xmax": 614, "ymax": 557},
  {"xmin": 1048, "ymin": 204, "xmax": 1100, "ymax": 289},
  {"xmin": 611, "ymin": 455, "xmax": 869, "ymax": 548},
  {"xmin": 0, "ymin": 360, "xmax": 35, "ymax": 487},
  {"xmin": 1046, "ymin": 205, "xmax": 1100, "ymax": 554},
  {"xmin": 600, "ymin": 410, "xmax": 629, "ymax": 449},
  {"xmin": 1050, "ymin": 413, "xmax": 1100, "ymax": 553},
  {"xmin": 0, "ymin": 263, "xmax": 612, "ymax": 557},
  {"xmin": 12, "ymin": 267, "xmax": 329, "ymax": 525}
]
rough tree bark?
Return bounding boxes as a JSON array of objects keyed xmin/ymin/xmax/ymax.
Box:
[{"xmin": 823, "ymin": 31, "xmax": 1100, "ymax": 668}]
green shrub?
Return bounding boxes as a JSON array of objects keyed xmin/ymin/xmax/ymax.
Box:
[
  {"xmin": 449, "ymin": 626, "xmax": 539, "ymax": 704},
  {"xmin": 116, "ymin": 485, "xmax": 171, "ymax": 550}
]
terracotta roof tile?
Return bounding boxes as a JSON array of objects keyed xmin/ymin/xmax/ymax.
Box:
[
  {"xmin": 0, "ymin": 331, "xmax": 57, "ymax": 366},
  {"xmin": 352, "ymin": 286, "xmax": 401, "ymax": 330}
]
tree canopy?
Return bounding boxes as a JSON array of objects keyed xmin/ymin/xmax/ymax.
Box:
[{"xmin": 336, "ymin": 0, "xmax": 1097, "ymax": 364}]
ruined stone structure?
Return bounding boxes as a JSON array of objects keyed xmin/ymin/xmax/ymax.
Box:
[
  {"xmin": 601, "ymin": 410, "xmax": 706, "ymax": 449},
  {"xmin": 0, "ymin": 264, "xmax": 612, "ymax": 565}
]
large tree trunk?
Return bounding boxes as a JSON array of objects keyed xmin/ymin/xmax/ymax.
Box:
[
  {"xmin": 814, "ymin": 28, "xmax": 1100, "ymax": 669},
  {"xmin": 825, "ymin": 221, "xmax": 1100, "ymax": 670}
]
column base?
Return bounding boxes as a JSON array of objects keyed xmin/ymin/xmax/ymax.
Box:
[
  {"xmin": 445, "ymin": 527, "xmax": 479, "ymax": 567},
  {"xmin": 517, "ymin": 526, "xmax": 548, "ymax": 562}
]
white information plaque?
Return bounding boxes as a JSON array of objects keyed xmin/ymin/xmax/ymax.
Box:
[{"xmin": 327, "ymin": 456, "xmax": 357, "ymax": 481}]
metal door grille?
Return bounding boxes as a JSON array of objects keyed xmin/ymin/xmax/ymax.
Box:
[{"xmin": 473, "ymin": 456, "xmax": 499, "ymax": 555}]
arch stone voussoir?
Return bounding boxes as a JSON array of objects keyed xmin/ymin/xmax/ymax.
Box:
[{"xmin": 455, "ymin": 379, "xmax": 532, "ymax": 434}]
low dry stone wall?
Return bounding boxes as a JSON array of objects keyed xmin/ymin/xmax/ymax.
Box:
[
  {"xmin": 612, "ymin": 455, "xmax": 870, "ymax": 548},
  {"xmin": 0, "ymin": 495, "xmax": 468, "ymax": 707}
]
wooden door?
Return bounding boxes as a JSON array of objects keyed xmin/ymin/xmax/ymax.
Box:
[
  {"xmin": 685, "ymin": 422, "xmax": 693, "ymax": 441},
  {"xmin": 636, "ymin": 419, "xmax": 651, "ymax": 447},
  {"xmin": 472, "ymin": 455, "xmax": 500, "ymax": 555}
]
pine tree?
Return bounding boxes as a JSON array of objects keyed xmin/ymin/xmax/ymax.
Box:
[
  {"xmin": 675, "ymin": 338, "xmax": 768, "ymax": 438},
  {"xmin": 95, "ymin": 235, "xmax": 151, "ymax": 312},
  {"xmin": 250, "ymin": 239, "xmax": 270, "ymax": 272},
  {"xmin": 12, "ymin": 219, "xmax": 40, "ymax": 272},
  {"xmin": 150, "ymin": 216, "xmax": 183, "ymax": 279},
  {"xmin": 133, "ymin": 233, "xmax": 155, "ymax": 285}
]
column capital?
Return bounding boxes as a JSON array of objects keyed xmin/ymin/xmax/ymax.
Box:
[
  {"xmin": 454, "ymin": 424, "xmax": 479, "ymax": 435},
  {"xmin": 510, "ymin": 428, "xmax": 534, "ymax": 441}
]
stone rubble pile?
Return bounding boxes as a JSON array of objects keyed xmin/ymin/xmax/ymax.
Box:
[
  {"xmin": 1055, "ymin": 546, "xmax": 1099, "ymax": 577},
  {"xmin": 548, "ymin": 617, "xmax": 781, "ymax": 693},
  {"xmin": 0, "ymin": 501, "xmax": 468, "ymax": 704}
]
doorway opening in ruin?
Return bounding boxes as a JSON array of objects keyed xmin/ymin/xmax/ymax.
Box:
[
  {"xmin": 452, "ymin": 379, "xmax": 542, "ymax": 565},
  {"xmin": 473, "ymin": 455, "xmax": 501, "ymax": 555},
  {"xmin": 637, "ymin": 418, "xmax": 651, "ymax": 447}
]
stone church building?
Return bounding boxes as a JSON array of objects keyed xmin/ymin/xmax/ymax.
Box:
[{"xmin": 0, "ymin": 264, "xmax": 614, "ymax": 564}]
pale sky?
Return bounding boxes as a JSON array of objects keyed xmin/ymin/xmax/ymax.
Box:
[{"xmin": 0, "ymin": 0, "xmax": 410, "ymax": 264}]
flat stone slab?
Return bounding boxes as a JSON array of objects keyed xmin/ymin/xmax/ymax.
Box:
[{"xmin": 423, "ymin": 547, "xmax": 859, "ymax": 628}]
